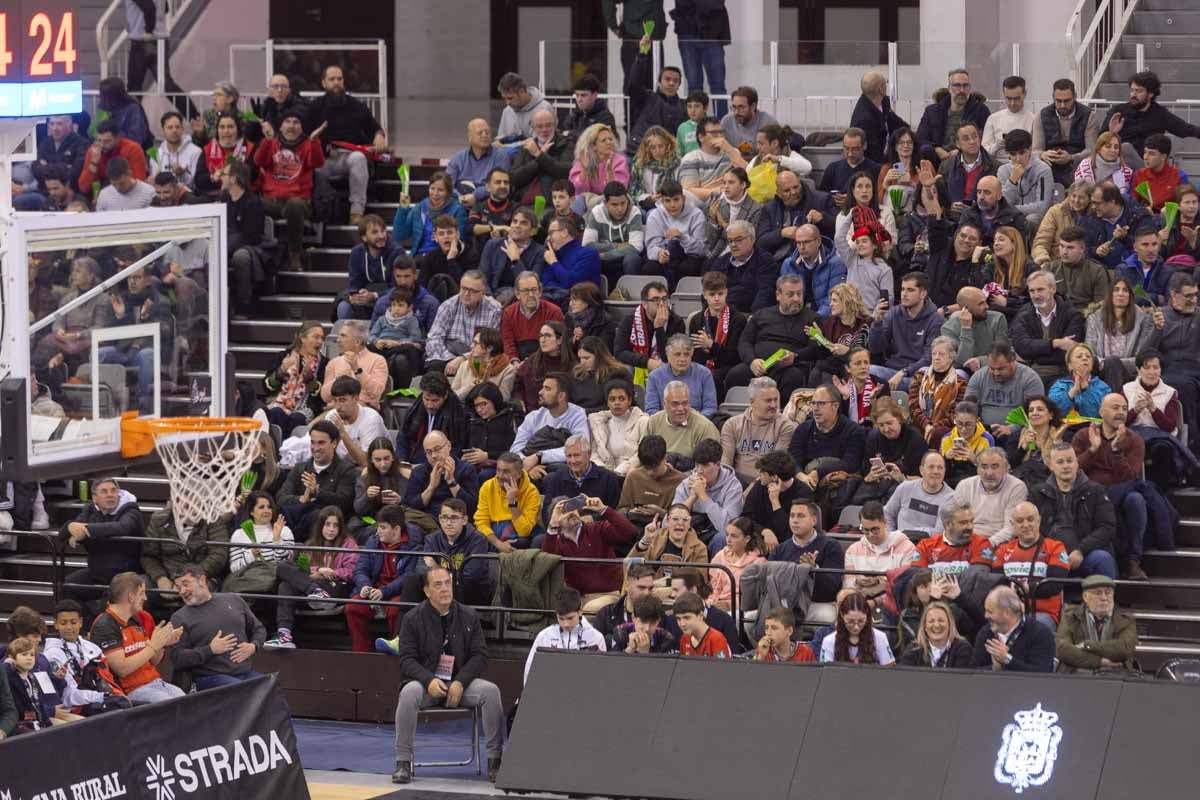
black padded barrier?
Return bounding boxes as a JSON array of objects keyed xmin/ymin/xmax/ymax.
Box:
[{"xmin": 498, "ymin": 652, "xmax": 1200, "ymax": 800}]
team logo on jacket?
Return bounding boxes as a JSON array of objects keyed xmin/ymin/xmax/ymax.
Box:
[{"xmin": 993, "ymin": 703, "xmax": 1062, "ymax": 794}]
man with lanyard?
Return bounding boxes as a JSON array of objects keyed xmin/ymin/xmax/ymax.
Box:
[
  {"xmin": 972, "ymin": 585, "xmax": 1055, "ymax": 672},
  {"xmin": 392, "ymin": 567, "xmax": 504, "ymax": 784},
  {"xmin": 524, "ymin": 587, "xmax": 606, "ymax": 684},
  {"xmin": 991, "ymin": 501, "xmax": 1070, "ymax": 631},
  {"xmin": 615, "ymin": 281, "xmax": 684, "ymax": 377}
]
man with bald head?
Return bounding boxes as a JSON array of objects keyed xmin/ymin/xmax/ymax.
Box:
[
  {"xmin": 509, "ymin": 107, "xmax": 573, "ymax": 202},
  {"xmin": 1071, "ymin": 393, "xmax": 1150, "ymax": 580},
  {"xmin": 447, "ymin": 118, "xmax": 513, "ymax": 208},
  {"xmin": 850, "ymin": 70, "xmax": 909, "ymax": 164},
  {"xmin": 991, "ymin": 501, "xmax": 1069, "ymax": 630},
  {"xmin": 972, "ymin": 584, "xmax": 1056, "ymax": 671},
  {"xmin": 955, "ymin": 173, "xmax": 1029, "ymax": 245},
  {"xmin": 403, "ymin": 430, "xmax": 481, "ymax": 531},
  {"xmin": 940, "ymin": 286, "xmax": 1009, "ymax": 373}
]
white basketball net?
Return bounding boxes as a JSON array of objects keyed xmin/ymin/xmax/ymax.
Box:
[{"xmin": 153, "ymin": 427, "xmax": 259, "ymax": 528}]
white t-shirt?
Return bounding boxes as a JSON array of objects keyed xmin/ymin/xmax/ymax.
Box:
[
  {"xmin": 524, "ymin": 619, "xmax": 607, "ymax": 684},
  {"xmin": 820, "ymin": 628, "xmax": 895, "ymax": 665},
  {"xmin": 325, "ymin": 405, "xmax": 388, "ymax": 460}
]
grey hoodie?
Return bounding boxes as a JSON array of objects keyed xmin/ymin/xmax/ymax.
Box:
[
  {"xmin": 645, "ymin": 203, "xmax": 708, "ymax": 260},
  {"xmin": 582, "ymin": 200, "xmax": 645, "ymax": 253},
  {"xmin": 498, "ymin": 86, "xmax": 553, "ymax": 141},
  {"xmin": 998, "ymin": 157, "xmax": 1054, "ymax": 221},
  {"xmin": 672, "ymin": 463, "xmax": 745, "ymax": 534}
]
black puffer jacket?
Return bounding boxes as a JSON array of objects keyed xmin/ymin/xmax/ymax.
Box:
[
  {"xmin": 1029, "ymin": 473, "xmax": 1116, "ymax": 555},
  {"xmin": 58, "ymin": 489, "xmax": 144, "ymax": 580},
  {"xmin": 467, "ymin": 404, "xmax": 520, "ymax": 459}
]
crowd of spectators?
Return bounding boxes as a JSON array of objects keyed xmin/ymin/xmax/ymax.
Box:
[{"xmin": 12, "ymin": 32, "xmax": 1200, "ymax": 785}]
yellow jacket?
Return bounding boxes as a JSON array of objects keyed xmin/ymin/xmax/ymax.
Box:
[{"xmin": 474, "ymin": 471, "xmax": 542, "ymax": 539}]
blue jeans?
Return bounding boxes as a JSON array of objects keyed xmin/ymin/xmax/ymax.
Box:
[
  {"xmin": 97, "ymin": 345, "xmax": 157, "ymax": 413},
  {"xmin": 493, "ymin": 520, "xmax": 545, "ymax": 550},
  {"xmin": 708, "ymin": 532, "xmax": 727, "ymax": 558},
  {"xmin": 1070, "ymin": 549, "xmax": 1118, "ymax": 581},
  {"xmin": 1105, "ymin": 481, "xmax": 1146, "ymax": 561},
  {"xmin": 1034, "ymin": 612, "xmax": 1058, "ymax": 633},
  {"xmin": 679, "ymin": 41, "xmax": 728, "ymax": 118},
  {"xmin": 193, "ymin": 670, "xmax": 264, "ymax": 691}
]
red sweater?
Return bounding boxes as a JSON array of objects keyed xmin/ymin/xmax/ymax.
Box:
[
  {"xmin": 78, "ymin": 138, "xmax": 148, "ymax": 192},
  {"xmin": 501, "ymin": 299, "xmax": 564, "ymax": 360},
  {"xmin": 253, "ymin": 137, "xmax": 326, "ymax": 200},
  {"xmin": 540, "ymin": 508, "xmax": 637, "ymax": 594},
  {"xmin": 1071, "ymin": 428, "xmax": 1145, "ymax": 486},
  {"xmin": 1132, "ymin": 164, "xmax": 1187, "ymax": 212}
]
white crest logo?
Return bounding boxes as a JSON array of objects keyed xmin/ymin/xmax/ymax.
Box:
[
  {"xmin": 994, "ymin": 703, "xmax": 1063, "ymax": 794},
  {"xmin": 145, "ymin": 754, "xmax": 177, "ymax": 800}
]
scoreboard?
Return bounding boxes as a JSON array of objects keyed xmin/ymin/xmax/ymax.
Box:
[{"xmin": 0, "ymin": 1, "xmax": 82, "ymax": 117}]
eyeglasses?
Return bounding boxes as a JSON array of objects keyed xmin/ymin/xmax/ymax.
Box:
[
  {"xmin": 438, "ymin": 514, "xmax": 465, "ymax": 523},
  {"xmin": 843, "ymin": 617, "xmax": 869, "ymax": 628},
  {"xmin": 728, "ymin": 235, "xmax": 752, "ymax": 244},
  {"xmin": 950, "ymin": 82, "xmax": 971, "ymax": 90},
  {"xmin": 517, "ymin": 287, "xmax": 541, "ymax": 295},
  {"xmin": 460, "ymin": 286, "xmax": 483, "ymax": 296}
]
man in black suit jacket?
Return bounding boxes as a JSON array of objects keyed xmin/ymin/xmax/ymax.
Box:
[{"xmin": 972, "ymin": 585, "xmax": 1056, "ymax": 672}]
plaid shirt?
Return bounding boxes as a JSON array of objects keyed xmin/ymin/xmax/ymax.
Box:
[{"xmin": 425, "ymin": 294, "xmax": 502, "ymax": 362}]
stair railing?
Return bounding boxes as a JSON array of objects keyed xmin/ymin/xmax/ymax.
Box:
[
  {"xmin": 97, "ymin": 0, "xmax": 194, "ymax": 85},
  {"xmin": 1067, "ymin": 0, "xmax": 1142, "ymax": 99}
]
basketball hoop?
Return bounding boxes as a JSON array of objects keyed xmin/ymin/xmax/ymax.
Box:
[{"xmin": 121, "ymin": 414, "xmax": 264, "ymax": 527}]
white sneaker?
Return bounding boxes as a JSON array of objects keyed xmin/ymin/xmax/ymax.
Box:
[
  {"xmin": 0, "ymin": 511, "xmax": 13, "ymax": 531},
  {"xmin": 263, "ymin": 631, "xmax": 296, "ymax": 650},
  {"xmin": 31, "ymin": 502, "xmax": 49, "ymax": 531}
]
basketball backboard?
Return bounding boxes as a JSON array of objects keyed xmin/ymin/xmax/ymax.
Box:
[{"xmin": 0, "ymin": 204, "xmax": 230, "ymax": 482}]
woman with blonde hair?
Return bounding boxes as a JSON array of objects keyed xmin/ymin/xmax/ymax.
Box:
[
  {"xmin": 569, "ymin": 124, "xmax": 630, "ymax": 196},
  {"xmin": 628, "ymin": 126, "xmax": 679, "ymax": 208},
  {"xmin": 1074, "ymin": 131, "xmax": 1133, "ymax": 193},
  {"xmin": 898, "ymin": 600, "xmax": 973, "ymax": 667},
  {"xmin": 1032, "ymin": 179, "xmax": 1094, "ymax": 264},
  {"xmin": 814, "ymin": 283, "xmax": 872, "ymax": 381},
  {"xmin": 971, "ymin": 224, "xmax": 1029, "ymax": 319}
]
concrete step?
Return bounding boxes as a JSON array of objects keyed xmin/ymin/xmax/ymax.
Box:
[
  {"xmin": 0, "ymin": 554, "xmax": 86, "ymax": 583},
  {"xmin": 0, "ymin": 579, "xmax": 56, "ymax": 614},
  {"xmin": 229, "ymin": 344, "xmax": 284, "ymax": 372},
  {"xmin": 1132, "ymin": 609, "xmax": 1200, "ymax": 641},
  {"xmin": 307, "ymin": 247, "xmax": 352, "ymax": 271},
  {"xmin": 1120, "ymin": 576, "xmax": 1200, "ymax": 610},
  {"xmin": 1116, "ymin": 35, "xmax": 1200, "ymax": 61},
  {"xmin": 1127, "ymin": 11, "xmax": 1200, "ymax": 36},
  {"xmin": 1133, "ymin": 640, "xmax": 1200, "ymax": 674},
  {"xmin": 1106, "ymin": 58, "xmax": 1200, "ymax": 84},
  {"xmin": 230, "ymin": 319, "xmax": 331, "ymax": 345},
  {"xmin": 276, "ymin": 270, "xmax": 350, "ymax": 295},
  {"xmin": 1169, "ymin": 518, "xmax": 1200, "ymax": 548},
  {"xmin": 1139, "ymin": 0, "xmax": 1199, "ymax": 10},
  {"xmin": 1142, "ymin": 548, "xmax": 1200, "ymax": 579},
  {"xmin": 258, "ymin": 293, "xmax": 337, "ymax": 320}
]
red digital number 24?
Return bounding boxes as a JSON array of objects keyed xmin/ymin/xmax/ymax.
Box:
[
  {"xmin": 28, "ymin": 11, "xmax": 76, "ymax": 77},
  {"xmin": 0, "ymin": 14, "xmax": 15, "ymax": 78}
]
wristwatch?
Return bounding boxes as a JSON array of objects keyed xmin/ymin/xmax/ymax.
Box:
[{"xmin": 447, "ymin": 480, "xmax": 458, "ymax": 489}]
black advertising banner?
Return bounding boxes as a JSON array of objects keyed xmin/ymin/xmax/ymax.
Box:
[{"xmin": 0, "ymin": 674, "xmax": 310, "ymax": 800}]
